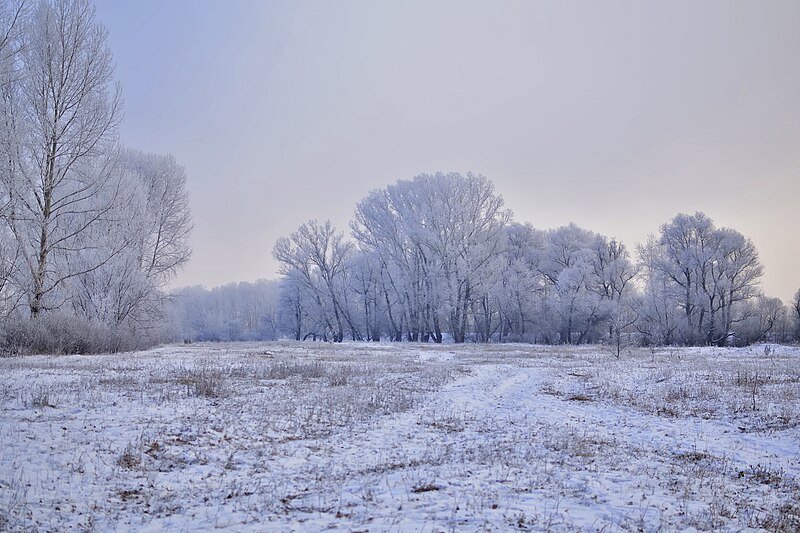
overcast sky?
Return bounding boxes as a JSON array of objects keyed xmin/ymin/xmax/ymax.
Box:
[{"xmin": 94, "ymin": 0, "xmax": 800, "ymax": 302}]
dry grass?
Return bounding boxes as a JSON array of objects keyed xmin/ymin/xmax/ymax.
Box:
[{"xmin": 541, "ymin": 345, "xmax": 800, "ymax": 431}]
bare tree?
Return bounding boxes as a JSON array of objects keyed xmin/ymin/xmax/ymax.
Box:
[
  {"xmin": 352, "ymin": 181, "xmax": 440, "ymax": 342},
  {"xmin": 121, "ymin": 148, "xmax": 192, "ymax": 286},
  {"xmin": 65, "ymin": 147, "xmax": 191, "ymax": 342},
  {"xmin": 5, "ymin": 0, "xmax": 123, "ymax": 317},
  {"xmin": 712, "ymin": 228, "xmax": 763, "ymax": 345},
  {"xmin": 655, "ymin": 212, "xmax": 715, "ymax": 344},
  {"xmin": 636, "ymin": 236, "xmax": 679, "ymax": 345},
  {"xmin": 274, "ymin": 220, "xmax": 356, "ymax": 342},
  {"xmin": 647, "ymin": 212, "xmax": 764, "ymax": 346},
  {"xmin": 538, "ymin": 224, "xmax": 604, "ymax": 344},
  {"xmin": 610, "ymin": 295, "xmax": 640, "ymax": 357}
]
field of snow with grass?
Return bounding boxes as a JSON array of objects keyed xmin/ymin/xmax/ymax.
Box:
[{"xmin": 1, "ymin": 342, "xmax": 799, "ymax": 531}]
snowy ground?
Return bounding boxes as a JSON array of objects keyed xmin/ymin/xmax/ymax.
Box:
[{"xmin": 1, "ymin": 342, "xmax": 799, "ymax": 531}]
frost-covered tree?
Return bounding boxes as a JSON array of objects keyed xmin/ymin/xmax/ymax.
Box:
[
  {"xmin": 591, "ymin": 235, "xmax": 639, "ymax": 351},
  {"xmin": 3, "ymin": 0, "xmax": 123, "ymax": 317},
  {"xmin": 349, "ymin": 251, "xmax": 384, "ymax": 341},
  {"xmin": 653, "ymin": 212, "xmax": 713, "ymax": 343},
  {"xmin": 66, "ymin": 148, "xmax": 192, "ymax": 339},
  {"xmin": 642, "ymin": 212, "xmax": 764, "ymax": 346},
  {"xmin": 591, "ymin": 236, "xmax": 637, "ymax": 304},
  {"xmin": 735, "ymin": 296, "xmax": 788, "ymax": 344},
  {"xmin": 492, "ymin": 223, "xmax": 545, "ymax": 341},
  {"xmin": 419, "ymin": 173, "xmax": 510, "ymax": 342},
  {"xmin": 349, "ymin": 174, "xmax": 420, "ymax": 341},
  {"xmin": 352, "ymin": 172, "xmax": 510, "ymax": 343},
  {"xmin": 636, "ymin": 236, "xmax": 680, "ymax": 345},
  {"xmin": 64, "ymin": 169, "xmax": 144, "ymax": 326},
  {"xmin": 277, "ymin": 270, "xmax": 312, "ymax": 341},
  {"xmin": 121, "ymin": 149, "xmax": 192, "ymax": 285},
  {"xmin": 352, "ymin": 178, "xmax": 444, "ymax": 342},
  {"xmin": 709, "ymin": 228, "xmax": 763, "ymax": 344},
  {"xmin": 273, "ymin": 220, "xmax": 358, "ymax": 342},
  {"xmin": 534, "ymin": 224, "xmax": 635, "ymax": 344}
]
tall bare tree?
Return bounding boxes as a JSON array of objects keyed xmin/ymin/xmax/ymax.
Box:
[{"xmin": 5, "ymin": 0, "xmax": 122, "ymax": 317}]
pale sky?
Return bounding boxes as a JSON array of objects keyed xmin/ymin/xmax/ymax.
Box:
[{"xmin": 94, "ymin": 0, "xmax": 800, "ymax": 302}]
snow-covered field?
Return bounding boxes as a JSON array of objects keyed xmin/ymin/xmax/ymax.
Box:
[{"xmin": 1, "ymin": 343, "xmax": 799, "ymax": 531}]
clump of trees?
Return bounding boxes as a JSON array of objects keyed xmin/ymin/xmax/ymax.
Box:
[
  {"xmin": 0, "ymin": 0, "xmax": 192, "ymax": 353},
  {"xmin": 170, "ymin": 280, "xmax": 280, "ymax": 342},
  {"xmin": 270, "ymin": 172, "xmax": 797, "ymax": 346}
]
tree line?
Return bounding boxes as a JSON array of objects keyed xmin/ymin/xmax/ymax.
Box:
[
  {"xmin": 170, "ymin": 280, "xmax": 280, "ymax": 343},
  {"xmin": 268, "ymin": 172, "xmax": 799, "ymax": 347},
  {"xmin": 0, "ymin": 0, "xmax": 192, "ymax": 353}
]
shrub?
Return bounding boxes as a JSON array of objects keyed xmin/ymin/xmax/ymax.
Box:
[
  {"xmin": 177, "ymin": 364, "xmax": 226, "ymax": 398},
  {"xmin": 0, "ymin": 313, "xmax": 161, "ymax": 355}
]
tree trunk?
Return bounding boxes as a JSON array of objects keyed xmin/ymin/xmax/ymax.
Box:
[{"xmin": 31, "ymin": 137, "xmax": 58, "ymax": 318}]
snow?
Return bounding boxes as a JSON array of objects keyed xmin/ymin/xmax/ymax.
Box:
[{"xmin": 1, "ymin": 342, "xmax": 799, "ymax": 531}]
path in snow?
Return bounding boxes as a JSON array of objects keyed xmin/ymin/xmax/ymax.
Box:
[{"xmin": 261, "ymin": 353, "xmax": 799, "ymax": 531}]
